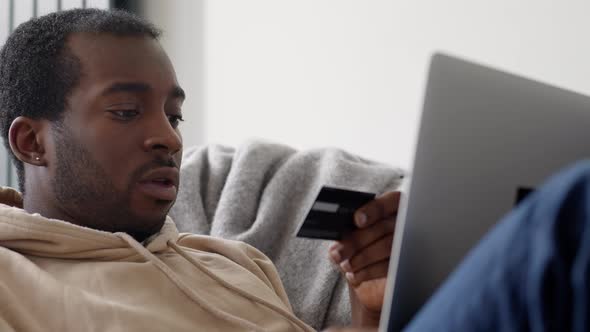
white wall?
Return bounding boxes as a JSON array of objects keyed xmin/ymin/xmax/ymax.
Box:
[
  {"xmin": 147, "ymin": 0, "xmax": 590, "ymax": 170},
  {"xmin": 141, "ymin": 0, "xmax": 205, "ymax": 148}
]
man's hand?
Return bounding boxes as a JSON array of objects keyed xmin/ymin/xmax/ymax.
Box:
[{"xmin": 328, "ymin": 191, "xmax": 400, "ymax": 326}]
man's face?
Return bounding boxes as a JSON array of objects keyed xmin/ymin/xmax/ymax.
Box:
[{"xmin": 48, "ymin": 33, "xmax": 184, "ymax": 241}]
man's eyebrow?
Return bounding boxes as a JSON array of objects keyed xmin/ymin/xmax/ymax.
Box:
[
  {"xmin": 101, "ymin": 82, "xmax": 185, "ymax": 101},
  {"xmin": 101, "ymin": 82, "xmax": 151, "ymax": 96}
]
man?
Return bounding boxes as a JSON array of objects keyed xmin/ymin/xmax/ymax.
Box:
[{"xmin": 0, "ymin": 8, "xmax": 398, "ymax": 331}]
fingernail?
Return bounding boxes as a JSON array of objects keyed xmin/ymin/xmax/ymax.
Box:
[
  {"xmin": 356, "ymin": 212, "xmax": 367, "ymax": 227},
  {"xmin": 330, "ymin": 249, "xmax": 342, "ymax": 263},
  {"xmin": 345, "ymin": 272, "xmax": 355, "ymax": 283},
  {"xmin": 340, "ymin": 259, "xmax": 352, "ymax": 272}
]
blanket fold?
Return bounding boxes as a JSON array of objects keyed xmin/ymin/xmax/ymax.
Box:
[{"xmin": 170, "ymin": 140, "xmax": 404, "ymax": 329}]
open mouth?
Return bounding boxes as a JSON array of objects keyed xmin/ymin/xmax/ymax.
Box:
[
  {"xmin": 138, "ymin": 178, "xmax": 177, "ymax": 201},
  {"xmin": 137, "ymin": 167, "xmax": 179, "ymax": 202},
  {"xmin": 151, "ymin": 178, "xmax": 173, "ymax": 186}
]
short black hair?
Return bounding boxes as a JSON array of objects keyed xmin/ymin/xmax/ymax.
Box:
[{"xmin": 0, "ymin": 8, "xmax": 161, "ymax": 192}]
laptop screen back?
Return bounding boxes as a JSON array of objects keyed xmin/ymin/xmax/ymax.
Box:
[{"xmin": 380, "ymin": 53, "xmax": 590, "ymax": 331}]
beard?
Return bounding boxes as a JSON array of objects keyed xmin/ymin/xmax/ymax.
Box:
[{"xmin": 50, "ymin": 125, "xmax": 168, "ymax": 241}]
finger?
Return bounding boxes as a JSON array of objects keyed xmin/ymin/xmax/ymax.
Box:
[
  {"xmin": 330, "ymin": 217, "xmax": 395, "ymax": 264},
  {"xmin": 340, "ymin": 233, "xmax": 393, "ymax": 273},
  {"xmin": 345, "ymin": 259, "xmax": 389, "ymax": 287},
  {"xmin": 354, "ymin": 191, "xmax": 400, "ymax": 228}
]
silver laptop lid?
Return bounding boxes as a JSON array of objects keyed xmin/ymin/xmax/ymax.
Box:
[{"xmin": 380, "ymin": 53, "xmax": 590, "ymax": 331}]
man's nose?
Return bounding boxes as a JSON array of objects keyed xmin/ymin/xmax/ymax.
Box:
[{"xmin": 142, "ymin": 114, "xmax": 182, "ymax": 155}]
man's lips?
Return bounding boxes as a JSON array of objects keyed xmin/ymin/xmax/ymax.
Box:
[{"xmin": 137, "ymin": 167, "xmax": 179, "ymax": 201}]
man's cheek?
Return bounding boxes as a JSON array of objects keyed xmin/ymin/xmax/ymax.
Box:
[{"xmin": 100, "ymin": 161, "xmax": 134, "ymax": 192}]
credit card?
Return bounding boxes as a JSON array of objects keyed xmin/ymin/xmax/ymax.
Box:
[{"xmin": 296, "ymin": 186, "xmax": 376, "ymax": 240}]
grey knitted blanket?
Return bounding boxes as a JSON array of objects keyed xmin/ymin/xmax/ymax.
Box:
[{"xmin": 169, "ymin": 140, "xmax": 404, "ymax": 330}]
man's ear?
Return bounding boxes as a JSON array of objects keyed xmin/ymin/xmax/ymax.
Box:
[{"xmin": 8, "ymin": 116, "xmax": 48, "ymax": 166}]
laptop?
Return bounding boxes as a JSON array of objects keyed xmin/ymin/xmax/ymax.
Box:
[{"xmin": 380, "ymin": 53, "xmax": 590, "ymax": 331}]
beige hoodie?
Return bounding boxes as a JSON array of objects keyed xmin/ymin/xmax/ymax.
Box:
[{"xmin": 0, "ymin": 188, "xmax": 315, "ymax": 332}]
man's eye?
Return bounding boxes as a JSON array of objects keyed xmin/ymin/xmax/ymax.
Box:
[
  {"xmin": 110, "ymin": 110, "xmax": 139, "ymax": 120},
  {"xmin": 168, "ymin": 115, "xmax": 184, "ymax": 128}
]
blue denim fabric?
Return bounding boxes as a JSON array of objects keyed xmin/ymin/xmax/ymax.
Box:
[{"xmin": 403, "ymin": 161, "xmax": 590, "ymax": 332}]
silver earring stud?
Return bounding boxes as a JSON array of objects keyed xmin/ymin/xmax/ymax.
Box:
[{"xmin": 34, "ymin": 156, "xmax": 40, "ymax": 161}]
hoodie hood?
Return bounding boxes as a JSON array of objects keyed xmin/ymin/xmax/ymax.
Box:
[
  {"xmin": 0, "ymin": 187, "xmax": 178, "ymax": 260},
  {"xmin": 0, "ymin": 186, "xmax": 23, "ymax": 208},
  {"xmin": 0, "ymin": 187, "xmax": 314, "ymax": 331}
]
